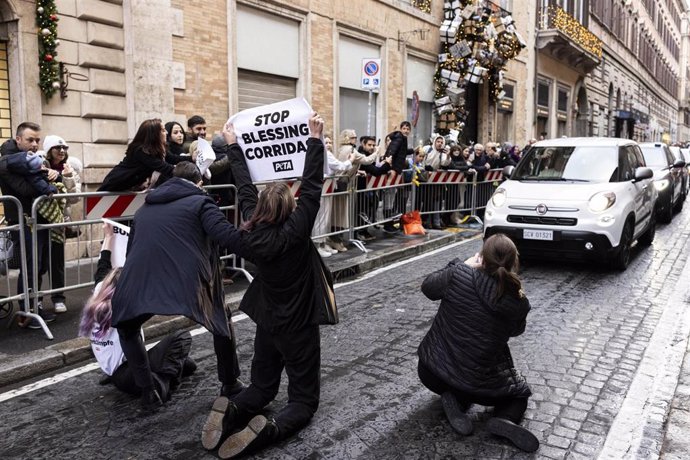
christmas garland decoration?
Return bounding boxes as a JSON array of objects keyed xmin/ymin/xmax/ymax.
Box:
[
  {"xmin": 412, "ymin": 0, "xmax": 432, "ymax": 14},
  {"xmin": 36, "ymin": 0, "xmax": 60, "ymax": 99},
  {"xmin": 434, "ymin": 0, "xmax": 525, "ymax": 134}
]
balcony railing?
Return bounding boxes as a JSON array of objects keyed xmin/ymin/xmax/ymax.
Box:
[
  {"xmin": 539, "ymin": 5, "xmax": 602, "ymax": 58},
  {"xmin": 537, "ymin": 4, "xmax": 602, "ymax": 73}
]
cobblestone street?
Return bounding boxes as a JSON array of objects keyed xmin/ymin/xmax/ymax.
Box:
[{"xmin": 1, "ymin": 206, "xmax": 690, "ymax": 459}]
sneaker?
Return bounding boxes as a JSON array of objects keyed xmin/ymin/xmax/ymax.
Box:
[
  {"xmin": 330, "ymin": 241, "xmax": 348, "ymax": 252},
  {"xmin": 218, "ymin": 415, "xmax": 279, "ymax": 459},
  {"xmin": 323, "ymin": 244, "xmax": 338, "ymax": 254},
  {"xmin": 54, "ymin": 302, "xmax": 67, "ymax": 313},
  {"xmin": 486, "ymin": 417, "xmax": 539, "ymax": 452},
  {"xmin": 317, "ymin": 247, "xmax": 332, "ymax": 258},
  {"xmin": 39, "ymin": 305, "xmax": 56, "ymax": 323},
  {"xmin": 382, "ymin": 223, "xmax": 399, "ymax": 233},
  {"xmin": 441, "ymin": 392, "xmax": 473, "ymax": 435}
]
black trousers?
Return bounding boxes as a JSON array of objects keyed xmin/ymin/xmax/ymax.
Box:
[
  {"xmin": 112, "ymin": 330, "xmax": 192, "ymax": 396},
  {"xmin": 49, "ymin": 240, "xmax": 65, "ymax": 303},
  {"xmin": 232, "ymin": 325, "xmax": 320, "ymax": 438},
  {"xmin": 118, "ymin": 315, "xmax": 240, "ymax": 392},
  {"xmin": 17, "ymin": 227, "xmax": 49, "ymax": 308},
  {"xmin": 418, "ymin": 362, "xmax": 527, "ymax": 424}
]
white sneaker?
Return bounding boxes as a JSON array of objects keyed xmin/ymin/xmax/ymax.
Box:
[
  {"xmin": 54, "ymin": 302, "xmax": 67, "ymax": 313},
  {"xmin": 317, "ymin": 247, "xmax": 332, "ymax": 258},
  {"xmin": 323, "ymin": 244, "xmax": 338, "ymax": 254}
]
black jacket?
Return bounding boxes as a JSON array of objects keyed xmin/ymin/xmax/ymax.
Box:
[
  {"xmin": 228, "ymin": 137, "xmax": 325, "ymax": 333},
  {"xmin": 110, "ymin": 177, "xmax": 242, "ymax": 336},
  {"xmin": 418, "ymin": 260, "xmax": 532, "ymax": 399},
  {"xmin": 384, "ymin": 131, "xmax": 409, "ymax": 174},
  {"xmin": 0, "ymin": 152, "xmax": 57, "ymax": 224},
  {"xmin": 0, "ymin": 138, "xmax": 21, "ymax": 156},
  {"xmin": 98, "ymin": 148, "xmax": 174, "ymax": 191}
]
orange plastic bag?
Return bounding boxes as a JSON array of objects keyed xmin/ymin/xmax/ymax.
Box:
[{"xmin": 401, "ymin": 210, "xmax": 426, "ymax": 236}]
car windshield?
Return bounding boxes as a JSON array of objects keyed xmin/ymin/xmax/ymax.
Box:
[
  {"xmin": 512, "ymin": 146, "xmax": 618, "ymax": 182},
  {"xmin": 640, "ymin": 148, "xmax": 667, "ymax": 167}
]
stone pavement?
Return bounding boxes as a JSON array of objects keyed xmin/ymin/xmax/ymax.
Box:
[
  {"xmin": 660, "ymin": 338, "xmax": 690, "ymax": 460},
  {"xmin": 0, "ymin": 225, "xmax": 479, "ymax": 388}
]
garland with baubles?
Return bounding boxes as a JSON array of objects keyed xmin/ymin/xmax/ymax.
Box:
[
  {"xmin": 434, "ymin": 0, "xmax": 525, "ymax": 134},
  {"xmin": 36, "ymin": 0, "xmax": 60, "ymax": 99}
]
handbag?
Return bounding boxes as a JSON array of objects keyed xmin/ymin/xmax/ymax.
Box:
[
  {"xmin": 401, "ymin": 210, "xmax": 426, "ymax": 236},
  {"xmin": 311, "ymin": 244, "xmax": 339, "ymax": 325},
  {"xmin": 0, "ymin": 231, "xmax": 13, "ymax": 276}
]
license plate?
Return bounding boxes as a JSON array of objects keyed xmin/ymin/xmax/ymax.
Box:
[{"xmin": 523, "ymin": 229, "xmax": 553, "ymax": 241}]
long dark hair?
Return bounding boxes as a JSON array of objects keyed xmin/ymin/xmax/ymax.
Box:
[
  {"xmin": 126, "ymin": 119, "xmax": 165, "ymax": 159},
  {"xmin": 165, "ymin": 121, "xmax": 185, "ymax": 155},
  {"xmin": 480, "ymin": 234, "xmax": 523, "ymax": 300},
  {"xmin": 241, "ymin": 182, "xmax": 296, "ymax": 231}
]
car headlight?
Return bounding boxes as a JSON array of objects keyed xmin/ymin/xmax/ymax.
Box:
[
  {"xmin": 491, "ymin": 188, "xmax": 507, "ymax": 207},
  {"xmin": 588, "ymin": 191, "xmax": 616, "ymax": 213},
  {"xmin": 654, "ymin": 179, "xmax": 670, "ymax": 191}
]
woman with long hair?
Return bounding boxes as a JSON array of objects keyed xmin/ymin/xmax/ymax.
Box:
[
  {"xmin": 98, "ymin": 119, "xmax": 174, "ymax": 191},
  {"xmin": 417, "ymin": 234, "xmax": 539, "ymax": 452},
  {"xmin": 164, "ymin": 121, "xmax": 195, "ymax": 165},
  {"xmin": 201, "ymin": 114, "xmax": 328, "ymax": 459},
  {"xmin": 79, "ymin": 224, "xmax": 195, "ymax": 398}
]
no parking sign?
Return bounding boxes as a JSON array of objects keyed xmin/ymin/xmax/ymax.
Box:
[{"xmin": 361, "ymin": 58, "xmax": 381, "ymax": 90}]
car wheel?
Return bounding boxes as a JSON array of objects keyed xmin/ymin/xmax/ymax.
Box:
[
  {"xmin": 638, "ymin": 212, "xmax": 656, "ymax": 247},
  {"xmin": 659, "ymin": 196, "xmax": 674, "ymax": 223},
  {"xmin": 611, "ymin": 221, "xmax": 633, "ymax": 271}
]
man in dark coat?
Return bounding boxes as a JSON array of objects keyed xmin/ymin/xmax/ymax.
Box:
[
  {"xmin": 418, "ymin": 247, "xmax": 538, "ymax": 452},
  {"xmin": 0, "ymin": 122, "xmax": 59, "ymax": 328},
  {"xmin": 381, "ymin": 121, "xmax": 412, "ymax": 232},
  {"xmin": 111, "ymin": 161, "xmax": 244, "ymax": 410}
]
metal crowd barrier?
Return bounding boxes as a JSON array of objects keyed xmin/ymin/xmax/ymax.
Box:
[
  {"xmin": 4, "ymin": 168, "xmax": 505, "ymax": 340},
  {"xmin": 0, "ymin": 197, "xmax": 36, "ymax": 335}
]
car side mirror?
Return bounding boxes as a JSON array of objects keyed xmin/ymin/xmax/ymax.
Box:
[
  {"xmin": 633, "ymin": 167, "xmax": 653, "ymax": 182},
  {"xmin": 673, "ymin": 159, "xmax": 686, "ymax": 168},
  {"xmin": 502, "ymin": 165, "xmax": 514, "ymax": 179}
]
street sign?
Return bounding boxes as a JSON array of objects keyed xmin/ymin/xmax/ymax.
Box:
[{"xmin": 361, "ymin": 58, "xmax": 381, "ymax": 90}]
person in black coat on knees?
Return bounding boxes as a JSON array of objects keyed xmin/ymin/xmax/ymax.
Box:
[
  {"xmin": 111, "ymin": 161, "xmax": 245, "ymax": 413},
  {"xmin": 202, "ymin": 114, "xmax": 326, "ymax": 459},
  {"xmin": 417, "ymin": 234, "xmax": 539, "ymax": 453}
]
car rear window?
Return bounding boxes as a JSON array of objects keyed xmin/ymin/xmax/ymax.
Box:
[{"xmin": 512, "ymin": 146, "xmax": 618, "ymax": 182}]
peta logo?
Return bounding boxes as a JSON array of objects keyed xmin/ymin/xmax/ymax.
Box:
[{"xmin": 273, "ymin": 160, "xmax": 294, "ymax": 173}]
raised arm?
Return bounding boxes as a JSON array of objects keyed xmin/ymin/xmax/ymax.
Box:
[
  {"xmin": 421, "ymin": 258, "xmax": 460, "ymax": 300},
  {"xmin": 224, "ymin": 122, "xmax": 259, "ymax": 222}
]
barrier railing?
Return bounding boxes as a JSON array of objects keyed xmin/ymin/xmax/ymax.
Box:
[
  {"xmin": 4, "ymin": 168, "xmax": 505, "ymax": 340},
  {"xmin": 0, "ymin": 197, "xmax": 36, "ymax": 335}
]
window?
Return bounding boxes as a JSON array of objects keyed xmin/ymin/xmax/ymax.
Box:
[
  {"xmin": 537, "ymin": 79, "xmax": 550, "ymax": 108},
  {"xmin": 537, "ymin": 79, "xmax": 550, "ymax": 139},
  {"xmin": 557, "ymin": 86, "xmax": 569, "ymax": 137},
  {"xmin": 0, "ymin": 41, "xmax": 11, "ymax": 140}
]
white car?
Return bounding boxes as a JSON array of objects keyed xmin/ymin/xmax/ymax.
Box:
[{"xmin": 484, "ymin": 138, "xmax": 656, "ymax": 270}]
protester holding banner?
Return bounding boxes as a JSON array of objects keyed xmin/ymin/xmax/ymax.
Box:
[
  {"xmin": 98, "ymin": 119, "xmax": 174, "ymax": 192},
  {"xmin": 79, "ymin": 223, "xmax": 196, "ymax": 402},
  {"xmin": 207, "ymin": 113, "xmax": 327, "ymax": 459},
  {"xmin": 110, "ymin": 161, "xmax": 244, "ymax": 412}
]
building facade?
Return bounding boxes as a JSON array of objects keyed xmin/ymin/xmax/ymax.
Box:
[{"xmin": 0, "ymin": 0, "xmax": 688, "ymax": 191}]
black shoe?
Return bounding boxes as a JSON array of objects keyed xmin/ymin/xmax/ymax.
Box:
[
  {"xmin": 182, "ymin": 357, "xmax": 197, "ymax": 377},
  {"xmin": 441, "ymin": 392, "xmax": 473, "ymax": 435},
  {"xmin": 140, "ymin": 387, "xmax": 163, "ymax": 414},
  {"xmin": 218, "ymin": 415, "xmax": 279, "ymax": 459},
  {"xmin": 202, "ymin": 397, "xmax": 241, "ymax": 450},
  {"xmin": 382, "ymin": 223, "xmax": 398, "ymax": 233},
  {"xmin": 221, "ymin": 380, "xmax": 245, "ymax": 398},
  {"xmin": 486, "ymin": 417, "xmax": 539, "ymax": 452},
  {"xmin": 26, "ymin": 303, "xmax": 55, "ymax": 329}
]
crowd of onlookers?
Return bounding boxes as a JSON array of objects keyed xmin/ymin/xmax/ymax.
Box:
[{"xmin": 0, "ymin": 114, "xmax": 536, "ymax": 323}]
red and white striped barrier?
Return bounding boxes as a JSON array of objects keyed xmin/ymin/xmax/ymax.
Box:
[
  {"xmin": 427, "ymin": 171, "xmax": 467, "ymax": 183},
  {"xmin": 484, "ymin": 169, "xmax": 503, "ymax": 181},
  {"xmin": 284, "ymin": 178, "xmax": 336, "ymax": 198},
  {"xmin": 86, "ymin": 193, "xmax": 147, "ymax": 219},
  {"xmin": 365, "ymin": 174, "xmax": 403, "ymax": 189}
]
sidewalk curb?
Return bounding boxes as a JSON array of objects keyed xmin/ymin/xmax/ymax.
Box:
[{"xmin": 0, "ymin": 229, "xmax": 480, "ymax": 388}]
